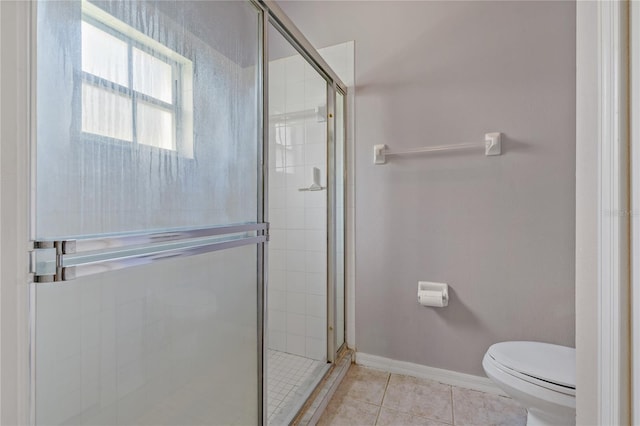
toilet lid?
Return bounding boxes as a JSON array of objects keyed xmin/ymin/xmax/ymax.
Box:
[{"xmin": 487, "ymin": 341, "xmax": 575, "ymax": 389}]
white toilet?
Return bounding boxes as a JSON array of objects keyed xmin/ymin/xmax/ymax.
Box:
[{"xmin": 482, "ymin": 341, "xmax": 576, "ymax": 426}]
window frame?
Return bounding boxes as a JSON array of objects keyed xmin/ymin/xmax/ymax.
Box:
[{"xmin": 79, "ymin": 8, "xmax": 192, "ymax": 156}]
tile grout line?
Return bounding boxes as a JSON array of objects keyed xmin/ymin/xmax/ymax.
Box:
[
  {"xmin": 450, "ymin": 386, "xmax": 455, "ymax": 425},
  {"xmin": 373, "ymin": 372, "xmax": 392, "ymax": 425},
  {"xmin": 382, "ymin": 372, "xmax": 392, "ymax": 404},
  {"xmin": 373, "ymin": 404, "xmax": 382, "ymax": 426}
]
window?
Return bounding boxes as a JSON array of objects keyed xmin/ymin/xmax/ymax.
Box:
[{"xmin": 80, "ymin": 1, "xmax": 193, "ymax": 154}]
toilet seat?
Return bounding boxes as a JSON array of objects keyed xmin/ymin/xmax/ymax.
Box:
[
  {"xmin": 483, "ymin": 341, "xmax": 576, "ymax": 425},
  {"xmin": 486, "ymin": 341, "xmax": 576, "ymax": 397}
]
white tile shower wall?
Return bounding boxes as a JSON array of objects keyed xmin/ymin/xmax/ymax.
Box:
[{"xmin": 268, "ymin": 55, "xmax": 328, "ymax": 360}]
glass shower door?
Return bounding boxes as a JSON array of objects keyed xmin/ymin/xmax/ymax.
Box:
[
  {"xmin": 266, "ymin": 21, "xmax": 333, "ymax": 424},
  {"xmin": 32, "ymin": 1, "xmax": 264, "ymax": 424}
]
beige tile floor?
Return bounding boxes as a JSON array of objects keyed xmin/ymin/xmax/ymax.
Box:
[{"xmin": 317, "ymin": 365, "xmax": 527, "ymax": 426}]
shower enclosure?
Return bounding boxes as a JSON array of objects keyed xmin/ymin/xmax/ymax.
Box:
[{"xmin": 26, "ymin": 0, "xmax": 347, "ymax": 424}]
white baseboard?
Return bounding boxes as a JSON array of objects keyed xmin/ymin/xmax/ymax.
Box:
[{"xmin": 355, "ymin": 352, "xmax": 506, "ymax": 397}]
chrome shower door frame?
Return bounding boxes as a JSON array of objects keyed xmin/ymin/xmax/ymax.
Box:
[{"xmin": 258, "ymin": 0, "xmax": 349, "ymax": 370}]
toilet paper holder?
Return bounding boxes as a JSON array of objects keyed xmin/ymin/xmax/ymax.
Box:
[{"xmin": 417, "ymin": 281, "xmax": 449, "ymax": 307}]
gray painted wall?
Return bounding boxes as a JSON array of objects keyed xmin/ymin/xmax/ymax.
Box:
[{"xmin": 278, "ymin": 0, "xmax": 576, "ymax": 376}]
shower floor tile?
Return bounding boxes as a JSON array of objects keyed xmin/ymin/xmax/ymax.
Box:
[{"xmin": 268, "ymin": 349, "xmax": 325, "ymax": 424}]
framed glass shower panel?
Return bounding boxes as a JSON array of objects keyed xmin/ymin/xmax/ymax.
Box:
[
  {"xmin": 32, "ymin": 1, "xmax": 265, "ymax": 425},
  {"xmin": 267, "ymin": 23, "xmax": 328, "ymax": 363}
]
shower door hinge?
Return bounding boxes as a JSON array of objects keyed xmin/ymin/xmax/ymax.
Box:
[
  {"xmin": 30, "ymin": 241, "xmax": 57, "ymax": 282},
  {"xmin": 265, "ymin": 222, "xmax": 270, "ymax": 242},
  {"xmin": 29, "ymin": 240, "xmax": 76, "ymax": 282}
]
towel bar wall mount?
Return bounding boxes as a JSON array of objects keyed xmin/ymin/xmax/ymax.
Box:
[{"xmin": 373, "ymin": 132, "xmax": 502, "ymax": 165}]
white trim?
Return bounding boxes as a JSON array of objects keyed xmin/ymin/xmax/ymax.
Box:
[
  {"xmin": 0, "ymin": 1, "xmax": 34, "ymax": 424},
  {"xmin": 597, "ymin": 1, "xmax": 630, "ymax": 425},
  {"xmin": 346, "ymin": 41, "xmax": 355, "ymax": 351},
  {"xmin": 355, "ymin": 352, "xmax": 506, "ymax": 397},
  {"xmin": 344, "ymin": 41, "xmax": 356, "ymax": 350},
  {"xmin": 630, "ymin": 1, "xmax": 640, "ymax": 424},
  {"xmin": 0, "ymin": 0, "xmax": 4, "ymax": 417}
]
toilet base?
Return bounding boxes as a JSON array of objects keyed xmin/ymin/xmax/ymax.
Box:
[{"xmin": 527, "ymin": 409, "xmax": 575, "ymax": 426}]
